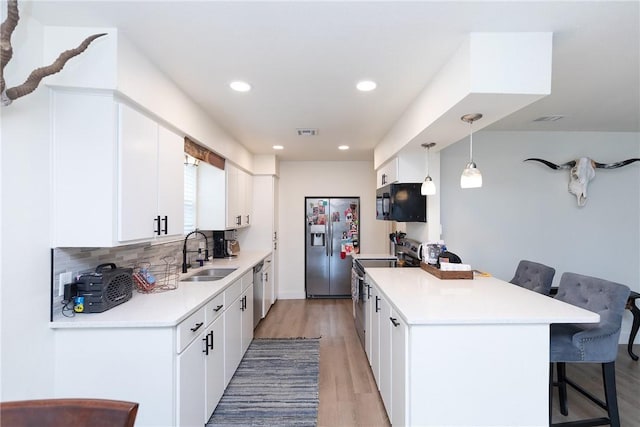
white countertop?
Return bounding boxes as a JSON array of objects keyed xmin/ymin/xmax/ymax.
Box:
[
  {"xmin": 366, "ymin": 267, "xmax": 600, "ymax": 326},
  {"xmin": 51, "ymin": 250, "xmax": 270, "ymax": 329}
]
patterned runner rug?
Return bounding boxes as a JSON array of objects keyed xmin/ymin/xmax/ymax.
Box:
[{"xmin": 207, "ymin": 338, "xmax": 320, "ymax": 427}]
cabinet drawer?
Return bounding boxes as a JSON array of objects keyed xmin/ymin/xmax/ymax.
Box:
[
  {"xmin": 205, "ymin": 292, "xmax": 225, "ymax": 326},
  {"xmin": 176, "ymin": 306, "xmax": 206, "ymax": 353},
  {"xmin": 225, "ymin": 279, "xmax": 242, "ymax": 306},
  {"xmin": 241, "ymin": 270, "xmax": 253, "ymax": 292}
]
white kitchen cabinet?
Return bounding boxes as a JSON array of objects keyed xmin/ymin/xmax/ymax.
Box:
[
  {"xmin": 118, "ymin": 104, "xmax": 184, "ymax": 242},
  {"xmin": 390, "ymin": 308, "xmax": 408, "ymax": 427},
  {"xmin": 263, "ymin": 256, "xmax": 274, "ymax": 313},
  {"xmin": 376, "ymin": 153, "xmax": 423, "ymax": 189},
  {"xmin": 157, "ymin": 125, "xmax": 186, "ymax": 237},
  {"xmin": 370, "ymin": 282, "xmax": 382, "ymax": 386},
  {"xmin": 225, "ymin": 163, "xmax": 241, "ymax": 229},
  {"xmin": 225, "ymin": 163, "xmax": 253, "ymax": 229},
  {"xmin": 366, "ymin": 281, "xmax": 408, "ymax": 425},
  {"xmin": 51, "ymin": 90, "xmax": 183, "ymax": 247},
  {"xmin": 197, "ymin": 162, "xmax": 252, "ymax": 230},
  {"xmin": 241, "ymin": 283, "xmax": 254, "ymax": 353},
  {"xmin": 364, "ymin": 278, "xmax": 373, "ymax": 363},
  {"xmin": 224, "ymin": 270, "xmax": 254, "ymax": 385},
  {"xmin": 239, "ymin": 175, "xmax": 279, "ymax": 306},
  {"xmin": 379, "ymin": 294, "xmax": 393, "ymax": 417},
  {"xmin": 204, "ymin": 315, "xmax": 225, "ymax": 420},
  {"xmin": 176, "ymin": 315, "xmax": 207, "ymax": 427},
  {"xmin": 376, "ymin": 157, "xmax": 398, "ymax": 188},
  {"xmin": 224, "ymin": 280, "xmax": 243, "ymax": 386}
]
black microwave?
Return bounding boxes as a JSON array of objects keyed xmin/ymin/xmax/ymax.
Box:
[{"xmin": 376, "ymin": 183, "xmax": 426, "ymax": 222}]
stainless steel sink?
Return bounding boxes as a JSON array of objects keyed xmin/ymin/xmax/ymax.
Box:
[{"xmin": 181, "ymin": 268, "xmax": 237, "ymax": 282}]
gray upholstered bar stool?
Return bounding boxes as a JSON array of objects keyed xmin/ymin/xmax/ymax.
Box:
[
  {"xmin": 549, "ymin": 272, "xmax": 630, "ymax": 427},
  {"xmin": 509, "ymin": 260, "xmax": 555, "ymax": 295}
]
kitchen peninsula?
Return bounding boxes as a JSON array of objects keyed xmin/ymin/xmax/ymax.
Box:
[
  {"xmin": 364, "ymin": 267, "xmax": 600, "ymax": 427},
  {"xmin": 50, "ymin": 250, "xmax": 270, "ymax": 427}
]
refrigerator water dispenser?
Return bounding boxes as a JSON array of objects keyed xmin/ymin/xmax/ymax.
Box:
[{"xmin": 310, "ymin": 224, "xmax": 325, "ymax": 246}]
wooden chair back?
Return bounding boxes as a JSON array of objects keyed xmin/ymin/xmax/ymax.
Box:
[{"xmin": 0, "ymin": 398, "xmax": 138, "ymax": 427}]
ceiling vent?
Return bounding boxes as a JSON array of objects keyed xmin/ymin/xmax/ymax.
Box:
[
  {"xmin": 297, "ymin": 128, "xmax": 318, "ymax": 136},
  {"xmin": 533, "ymin": 115, "xmax": 564, "ymax": 122}
]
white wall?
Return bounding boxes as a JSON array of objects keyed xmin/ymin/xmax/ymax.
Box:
[
  {"xmin": 277, "ymin": 161, "xmax": 390, "ymax": 299},
  {"xmin": 0, "ymin": 13, "xmax": 55, "ymax": 400},
  {"xmin": 440, "ymin": 130, "xmax": 640, "ymax": 338}
]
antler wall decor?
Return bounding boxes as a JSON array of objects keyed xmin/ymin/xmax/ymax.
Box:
[
  {"xmin": 524, "ymin": 156, "xmax": 640, "ymax": 206},
  {"xmin": 1, "ymin": 0, "xmax": 106, "ymax": 106}
]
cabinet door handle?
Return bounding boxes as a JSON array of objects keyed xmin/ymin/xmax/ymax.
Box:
[
  {"xmin": 390, "ymin": 317, "xmax": 400, "ymax": 327},
  {"xmin": 213, "ymin": 304, "xmax": 224, "ymax": 312},
  {"xmin": 375, "ymin": 296, "xmax": 380, "ymax": 313},
  {"xmin": 246, "ymin": 215, "xmax": 250, "ymax": 224},
  {"xmin": 265, "ymin": 272, "xmax": 268, "ymax": 282},
  {"xmin": 161, "ymin": 215, "xmax": 168, "ymax": 234},
  {"xmin": 382, "ymin": 173, "xmax": 387, "ymax": 185},
  {"xmin": 202, "ymin": 333, "xmax": 210, "ymax": 355},
  {"xmin": 236, "ymin": 215, "xmax": 242, "ymax": 226},
  {"xmin": 208, "ymin": 330, "xmax": 214, "ymax": 351},
  {"xmin": 366, "ymin": 284, "xmax": 371, "ymax": 299},
  {"xmin": 240, "ymin": 295, "xmax": 246, "ymax": 311},
  {"xmin": 154, "ymin": 215, "xmax": 161, "ymax": 235},
  {"xmin": 274, "ymin": 241, "xmax": 277, "ymax": 250},
  {"xmin": 190, "ymin": 322, "xmax": 204, "ymax": 332}
]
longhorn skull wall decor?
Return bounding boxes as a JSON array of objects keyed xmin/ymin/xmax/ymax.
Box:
[
  {"xmin": 1, "ymin": 0, "xmax": 106, "ymax": 106},
  {"xmin": 524, "ymin": 157, "xmax": 640, "ymax": 207}
]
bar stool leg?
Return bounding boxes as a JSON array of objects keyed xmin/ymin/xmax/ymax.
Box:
[
  {"xmin": 557, "ymin": 362, "xmax": 568, "ymax": 416},
  {"xmin": 602, "ymin": 362, "xmax": 620, "ymax": 427}
]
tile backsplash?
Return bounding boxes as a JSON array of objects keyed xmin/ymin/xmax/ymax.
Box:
[{"xmin": 51, "ymin": 232, "xmax": 212, "ymax": 318}]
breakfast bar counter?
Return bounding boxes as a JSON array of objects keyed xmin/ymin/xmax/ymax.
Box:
[{"xmin": 364, "ymin": 267, "xmax": 599, "ymax": 427}]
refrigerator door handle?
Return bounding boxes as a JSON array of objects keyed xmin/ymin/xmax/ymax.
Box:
[
  {"xmin": 329, "ymin": 221, "xmax": 333, "ymax": 256},
  {"xmin": 325, "ymin": 221, "xmax": 329, "ymax": 257}
]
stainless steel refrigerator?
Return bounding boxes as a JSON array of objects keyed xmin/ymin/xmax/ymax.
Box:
[{"xmin": 305, "ymin": 197, "xmax": 360, "ymax": 297}]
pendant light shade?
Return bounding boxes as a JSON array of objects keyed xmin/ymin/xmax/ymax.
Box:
[
  {"xmin": 460, "ymin": 113, "xmax": 483, "ymax": 189},
  {"xmin": 421, "ymin": 143, "xmax": 436, "ymax": 195}
]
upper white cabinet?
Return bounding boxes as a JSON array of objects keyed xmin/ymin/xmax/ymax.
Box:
[
  {"xmin": 118, "ymin": 104, "xmax": 184, "ymax": 242},
  {"xmin": 226, "ymin": 163, "xmax": 252, "ymax": 229},
  {"xmin": 376, "ymin": 154, "xmax": 423, "ymax": 189},
  {"xmin": 198, "ymin": 162, "xmax": 252, "ymax": 231},
  {"xmin": 376, "ymin": 157, "xmax": 398, "ymax": 188},
  {"xmin": 52, "ymin": 90, "xmax": 184, "ymax": 247}
]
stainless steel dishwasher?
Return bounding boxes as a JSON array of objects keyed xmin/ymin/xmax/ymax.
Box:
[{"xmin": 252, "ymin": 260, "xmax": 264, "ymax": 328}]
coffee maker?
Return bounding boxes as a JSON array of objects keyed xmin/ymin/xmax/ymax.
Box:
[{"xmin": 212, "ymin": 230, "xmax": 238, "ymax": 258}]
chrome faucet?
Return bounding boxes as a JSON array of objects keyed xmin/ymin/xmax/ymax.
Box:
[{"xmin": 182, "ymin": 230, "xmax": 210, "ymax": 273}]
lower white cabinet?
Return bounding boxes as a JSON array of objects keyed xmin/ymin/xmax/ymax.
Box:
[
  {"xmin": 370, "ymin": 282, "xmax": 382, "ymax": 386},
  {"xmin": 224, "ymin": 271, "xmax": 254, "ymax": 386},
  {"xmin": 177, "ymin": 317, "xmax": 207, "ymax": 427},
  {"xmin": 204, "ymin": 315, "xmax": 225, "ymax": 419},
  {"xmin": 379, "ymin": 293, "xmax": 393, "ymax": 417},
  {"xmin": 367, "ymin": 281, "xmax": 408, "ymax": 426},
  {"xmin": 390, "ymin": 308, "xmax": 408, "ymax": 427},
  {"xmin": 53, "ymin": 266, "xmax": 258, "ymax": 427}
]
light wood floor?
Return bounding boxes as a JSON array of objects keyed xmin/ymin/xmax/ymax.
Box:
[{"xmin": 254, "ymin": 299, "xmax": 639, "ymax": 426}]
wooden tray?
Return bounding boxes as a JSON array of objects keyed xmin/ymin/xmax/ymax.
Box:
[{"xmin": 420, "ymin": 262, "xmax": 473, "ymax": 280}]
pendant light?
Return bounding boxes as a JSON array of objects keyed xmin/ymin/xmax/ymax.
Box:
[
  {"xmin": 421, "ymin": 142, "xmax": 436, "ymax": 195},
  {"xmin": 460, "ymin": 113, "xmax": 483, "ymax": 189}
]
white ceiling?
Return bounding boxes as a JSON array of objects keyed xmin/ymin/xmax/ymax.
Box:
[{"xmin": 25, "ymin": 1, "xmax": 640, "ymax": 161}]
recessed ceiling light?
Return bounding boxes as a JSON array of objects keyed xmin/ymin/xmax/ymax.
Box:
[
  {"xmin": 229, "ymin": 81, "xmax": 251, "ymax": 92},
  {"xmin": 273, "ymin": 145, "xmax": 284, "ymax": 150},
  {"xmin": 356, "ymin": 80, "xmax": 377, "ymax": 92},
  {"xmin": 338, "ymin": 145, "xmax": 350, "ymax": 150}
]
